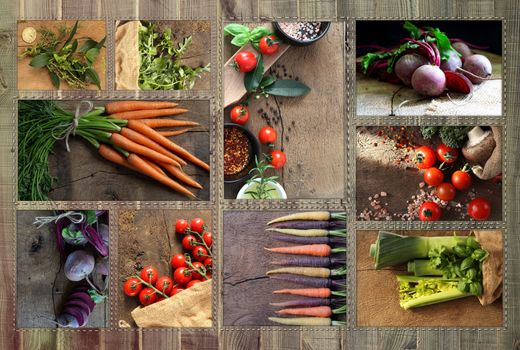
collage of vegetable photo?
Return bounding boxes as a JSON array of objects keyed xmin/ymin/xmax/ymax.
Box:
[
  {"xmin": 223, "ymin": 22, "xmax": 345, "ymax": 199},
  {"xmin": 224, "ymin": 211, "xmax": 347, "ymax": 326},
  {"xmin": 118, "ymin": 210, "xmax": 212, "ymax": 328},
  {"xmin": 356, "ymin": 20, "xmax": 502, "ymax": 116},
  {"xmin": 17, "ymin": 210, "xmax": 109, "ymax": 328}
]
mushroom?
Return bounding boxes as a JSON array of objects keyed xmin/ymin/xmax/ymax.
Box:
[{"xmin": 462, "ymin": 126, "xmax": 501, "ymax": 180}]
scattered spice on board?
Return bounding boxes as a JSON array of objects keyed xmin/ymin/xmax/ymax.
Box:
[
  {"xmin": 224, "ymin": 127, "xmax": 250, "ymax": 176},
  {"xmin": 278, "ymin": 22, "xmax": 322, "ymax": 41}
]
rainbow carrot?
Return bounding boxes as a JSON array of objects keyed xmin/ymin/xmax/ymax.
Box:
[
  {"xmin": 273, "ymin": 288, "xmax": 346, "ymax": 298},
  {"xmin": 265, "ymin": 244, "xmax": 346, "ymax": 257}
]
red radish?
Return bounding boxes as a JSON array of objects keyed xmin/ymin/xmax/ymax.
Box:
[
  {"xmin": 411, "ymin": 65, "xmax": 446, "ymax": 96},
  {"xmin": 440, "ymin": 51, "xmax": 462, "ymax": 72},
  {"xmin": 444, "ymin": 71, "xmax": 473, "ymax": 94},
  {"xmin": 461, "ymin": 54, "xmax": 492, "ymax": 84},
  {"xmin": 395, "ymin": 54, "xmax": 428, "ymax": 86}
]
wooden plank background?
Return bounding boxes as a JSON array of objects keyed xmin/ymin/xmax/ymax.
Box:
[{"xmin": 0, "ymin": 1, "xmax": 518, "ymax": 350}]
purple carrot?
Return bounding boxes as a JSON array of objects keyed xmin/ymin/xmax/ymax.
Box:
[
  {"xmin": 270, "ymin": 297, "xmax": 345, "ymax": 308},
  {"xmin": 270, "ymin": 233, "xmax": 346, "ymax": 246},
  {"xmin": 272, "ymin": 220, "xmax": 345, "ymax": 230},
  {"xmin": 81, "ymin": 223, "xmax": 109, "ymax": 256},
  {"xmin": 271, "ymin": 255, "xmax": 346, "ymax": 268},
  {"xmin": 269, "ymin": 274, "xmax": 346, "ymax": 289},
  {"xmin": 55, "ymin": 218, "xmax": 66, "ymax": 259}
]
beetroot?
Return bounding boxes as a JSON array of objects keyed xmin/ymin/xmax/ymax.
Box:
[
  {"xmin": 411, "ymin": 65, "xmax": 446, "ymax": 97},
  {"xmin": 462, "ymin": 54, "xmax": 492, "ymax": 84},
  {"xmin": 452, "ymin": 42, "xmax": 473, "ymax": 59},
  {"xmin": 445, "ymin": 71, "xmax": 473, "ymax": 94},
  {"xmin": 64, "ymin": 250, "xmax": 95, "ymax": 282},
  {"xmin": 440, "ymin": 52, "xmax": 462, "ymax": 72},
  {"xmin": 395, "ymin": 54, "xmax": 428, "ymax": 86}
]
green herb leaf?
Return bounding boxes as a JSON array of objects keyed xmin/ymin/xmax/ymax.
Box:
[
  {"xmin": 259, "ymin": 75, "xmax": 276, "ymax": 88},
  {"xmin": 86, "ymin": 67, "xmax": 101, "ymax": 89},
  {"xmin": 264, "ymin": 79, "xmax": 311, "ymax": 97},
  {"xmin": 224, "ymin": 24, "xmax": 249, "ymax": 36},
  {"xmin": 70, "ymin": 39, "xmax": 78, "ymax": 53},
  {"xmin": 29, "ymin": 53, "xmax": 51, "ymax": 68},
  {"xmin": 85, "ymin": 47, "xmax": 100, "ymax": 64},
  {"xmin": 426, "ymin": 26, "xmax": 459, "ymax": 61},
  {"xmin": 250, "ymin": 26, "xmax": 271, "ymax": 42},
  {"xmin": 96, "ymin": 36, "xmax": 106, "ymax": 49},
  {"xmin": 231, "ymin": 33, "xmax": 250, "ymax": 47},
  {"xmin": 403, "ymin": 21, "xmax": 422, "ymax": 39},
  {"xmin": 63, "ymin": 20, "xmax": 79, "ymax": 48},
  {"xmin": 244, "ymin": 54, "xmax": 264, "ymax": 92},
  {"xmin": 48, "ymin": 70, "xmax": 60, "ymax": 89},
  {"xmin": 460, "ymin": 256, "xmax": 474, "ymax": 271},
  {"xmin": 79, "ymin": 39, "xmax": 98, "ymax": 53},
  {"xmin": 85, "ymin": 210, "xmax": 98, "ymax": 224}
]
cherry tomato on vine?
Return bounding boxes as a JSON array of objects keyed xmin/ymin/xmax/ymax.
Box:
[
  {"xmin": 182, "ymin": 235, "xmax": 197, "ymax": 250},
  {"xmin": 436, "ymin": 182, "xmax": 457, "ymax": 201},
  {"xmin": 233, "ymin": 51, "xmax": 257, "ymax": 72},
  {"xmin": 203, "ymin": 257, "xmax": 213, "ymax": 269},
  {"xmin": 190, "ymin": 218, "xmax": 205, "ymax": 234},
  {"xmin": 270, "ymin": 150, "xmax": 286, "ymax": 169},
  {"xmin": 122, "ymin": 277, "xmax": 142, "ymax": 297},
  {"xmin": 192, "ymin": 246, "xmax": 208, "ymax": 262},
  {"xmin": 467, "ymin": 197, "xmax": 492, "ymax": 221},
  {"xmin": 452, "ymin": 169, "xmax": 472, "ymax": 190},
  {"xmin": 202, "ymin": 232, "xmax": 213, "ymax": 247},
  {"xmin": 258, "ymin": 126, "xmax": 277, "ymax": 144},
  {"xmin": 173, "ymin": 267, "xmax": 192, "ymax": 285},
  {"xmin": 187, "ymin": 280, "xmax": 202, "ymax": 288},
  {"xmin": 170, "ymin": 253, "xmax": 187, "ymax": 269},
  {"xmin": 414, "ymin": 146, "xmax": 437, "ymax": 170},
  {"xmin": 139, "ymin": 266, "xmax": 159, "ymax": 285},
  {"xmin": 170, "ymin": 287, "xmax": 184, "ymax": 296},
  {"xmin": 190, "ymin": 261, "xmax": 206, "ymax": 280},
  {"xmin": 155, "ymin": 276, "xmax": 174, "ymax": 295},
  {"xmin": 423, "ymin": 167, "xmax": 444, "ymax": 187},
  {"xmin": 418, "ymin": 201, "xmax": 442, "ymax": 221},
  {"xmin": 259, "ymin": 35, "xmax": 280, "ymax": 55},
  {"xmin": 138, "ymin": 287, "xmax": 157, "ymax": 306},
  {"xmin": 175, "ymin": 219, "xmax": 189, "ymax": 235},
  {"xmin": 436, "ymin": 143, "xmax": 459, "ymax": 164},
  {"xmin": 230, "ymin": 105, "xmax": 250, "ymax": 125}
]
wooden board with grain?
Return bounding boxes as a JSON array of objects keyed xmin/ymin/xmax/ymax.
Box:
[{"xmin": 224, "ymin": 22, "xmax": 345, "ymax": 199}]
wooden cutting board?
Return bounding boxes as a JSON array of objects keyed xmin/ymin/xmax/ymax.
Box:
[{"xmin": 17, "ymin": 20, "xmax": 107, "ymax": 90}]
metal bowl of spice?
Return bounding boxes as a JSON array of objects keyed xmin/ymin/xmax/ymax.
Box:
[
  {"xmin": 274, "ymin": 22, "xmax": 331, "ymax": 47},
  {"xmin": 224, "ymin": 123, "xmax": 260, "ymax": 184}
]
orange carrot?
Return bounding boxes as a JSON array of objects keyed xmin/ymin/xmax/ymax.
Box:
[
  {"xmin": 159, "ymin": 162, "xmax": 203, "ymax": 189},
  {"xmin": 272, "ymin": 288, "xmax": 332, "ymax": 298},
  {"xmin": 120, "ymin": 127, "xmax": 181, "ymax": 167},
  {"xmin": 105, "ymin": 101, "xmax": 178, "ymax": 114},
  {"xmin": 110, "ymin": 108, "xmax": 189, "ymax": 120},
  {"xmin": 97, "ymin": 144, "xmax": 136, "ymax": 171},
  {"xmin": 158, "ymin": 128, "xmax": 193, "ymax": 137},
  {"xmin": 264, "ymin": 244, "xmax": 332, "ymax": 257},
  {"xmin": 142, "ymin": 158, "xmax": 166, "ymax": 176},
  {"xmin": 275, "ymin": 306, "xmax": 332, "ymax": 318},
  {"xmin": 126, "ymin": 154, "xmax": 195, "ymax": 198},
  {"xmin": 127, "ymin": 120, "xmax": 210, "ymax": 171},
  {"xmin": 139, "ymin": 119, "xmax": 199, "ymax": 128},
  {"xmin": 110, "ymin": 133, "xmax": 176, "ymax": 165}
]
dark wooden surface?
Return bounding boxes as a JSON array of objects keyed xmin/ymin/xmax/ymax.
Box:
[
  {"xmin": 44, "ymin": 100, "xmax": 210, "ymax": 201},
  {"xmin": 16, "ymin": 210, "xmax": 108, "ymax": 328}
]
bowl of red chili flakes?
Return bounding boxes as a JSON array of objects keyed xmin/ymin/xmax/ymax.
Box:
[{"xmin": 224, "ymin": 123, "xmax": 260, "ymax": 184}]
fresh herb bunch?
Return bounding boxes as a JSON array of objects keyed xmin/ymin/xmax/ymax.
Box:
[
  {"xmin": 244, "ymin": 156, "xmax": 279, "ymax": 199},
  {"xmin": 20, "ymin": 21, "xmax": 105, "ymax": 89},
  {"xmin": 138, "ymin": 21, "xmax": 210, "ymax": 90}
]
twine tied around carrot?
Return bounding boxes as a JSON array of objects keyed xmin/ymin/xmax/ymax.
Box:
[{"xmin": 54, "ymin": 100, "xmax": 94, "ymax": 152}]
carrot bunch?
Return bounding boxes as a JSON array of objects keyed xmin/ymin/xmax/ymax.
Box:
[
  {"xmin": 78, "ymin": 101, "xmax": 208, "ymax": 199},
  {"xmin": 264, "ymin": 212, "xmax": 347, "ymax": 326}
]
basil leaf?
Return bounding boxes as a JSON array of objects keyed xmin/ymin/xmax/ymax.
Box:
[
  {"xmin": 224, "ymin": 23, "xmax": 249, "ymax": 36},
  {"xmin": 403, "ymin": 21, "xmax": 422, "ymax": 39},
  {"xmin": 230, "ymin": 33, "xmax": 250, "ymax": 47},
  {"xmin": 244, "ymin": 54, "xmax": 264, "ymax": 92},
  {"xmin": 48, "ymin": 71, "xmax": 60, "ymax": 89},
  {"xmin": 264, "ymin": 79, "xmax": 311, "ymax": 97},
  {"xmin": 29, "ymin": 53, "xmax": 51, "ymax": 68},
  {"xmin": 250, "ymin": 26, "xmax": 271, "ymax": 41}
]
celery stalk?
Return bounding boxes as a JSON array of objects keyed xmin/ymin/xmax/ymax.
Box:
[{"xmin": 407, "ymin": 259, "xmax": 444, "ymax": 276}]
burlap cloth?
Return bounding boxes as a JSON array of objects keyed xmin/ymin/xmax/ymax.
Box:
[
  {"xmin": 131, "ymin": 279, "xmax": 212, "ymax": 328},
  {"xmin": 475, "ymin": 230, "xmax": 503, "ymax": 305},
  {"xmin": 115, "ymin": 21, "xmax": 140, "ymax": 90}
]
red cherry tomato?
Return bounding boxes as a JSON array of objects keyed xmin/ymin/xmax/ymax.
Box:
[
  {"xmin": 187, "ymin": 280, "xmax": 202, "ymax": 288},
  {"xmin": 424, "ymin": 167, "xmax": 444, "ymax": 187},
  {"xmin": 202, "ymin": 232, "xmax": 212, "ymax": 247},
  {"xmin": 230, "ymin": 105, "xmax": 250, "ymax": 125},
  {"xmin": 170, "ymin": 287, "xmax": 184, "ymax": 296},
  {"xmin": 190, "ymin": 218, "xmax": 205, "ymax": 234},
  {"xmin": 452, "ymin": 170, "xmax": 472, "ymax": 190},
  {"xmin": 138, "ymin": 287, "xmax": 157, "ymax": 306},
  {"xmin": 415, "ymin": 146, "xmax": 437, "ymax": 170},
  {"xmin": 233, "ymin": 51, "xmax": 257, "ymax": 72},
  {"xmin": 122, "ymin": 277, "xmax": 142, "ymax": 297},
  {"xmin": 270, "ymin": 150, "xmax": 286, "ymax": 169},
  {"xmin": 170, "ymin": 253, "xmax": 187, "ymax": 269},
  {"xmin": 139, "ymin": 266, "xmax": 159, "ymax": 285},
  {"xmin": 436, "ymin": 143, "xmax": 459, "ymax": 164},
  {"xmin": 259, "ymin": 35, "xmax": 280, "ymax": 55},
  {"xmin": 259, "ymin": 126, "xmax": 277, "ymax": 144},
  {"xmin": 190, "ymin": 261, "xmax": 206, "ymax": 280},
  {"xmin": 192, "ymin": 246, "xmax": 208, "ymax": 262},
  {"xmin": 436, "ymin": 182, "xmax": 457, "ymax": 201},
  {"xmin": 204, "ymin": 257, "xmax": 213, "ymax": 269},
  {"xmin": 155, "ymin": 276, "xmax": 174, "ymax": 295},
  {"xmin": 182, "ymin": 235, "xmax": 197, "ymax": 250},
  {"xmin": 467, "ymin": 197, "xmax": 492, "ymax": 221},
  {"xmin": 418, "ymin": 201, "xmax": 442, "ymax": 221},
  {"xmin": 173, "ymin": 267, "xmax": 192, "ymax": 285},
  {"xmin": 175, "ymin": 219, "xmax": 189, "ymax": 235}
]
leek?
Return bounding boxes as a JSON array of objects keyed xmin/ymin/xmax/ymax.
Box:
[{"xmin": 369, "ymin": 231, "xmax": 466, "ymax": 269}]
